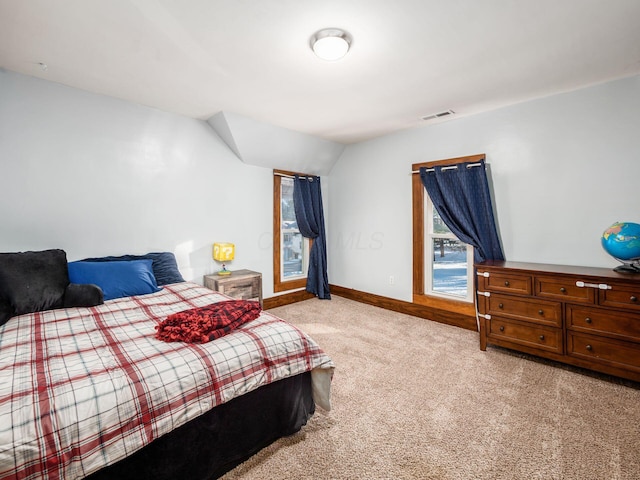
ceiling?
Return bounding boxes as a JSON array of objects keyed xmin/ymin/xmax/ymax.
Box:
[{"xmin": 1, "ymin": 0, "xmax": 640, "ymax": 144}]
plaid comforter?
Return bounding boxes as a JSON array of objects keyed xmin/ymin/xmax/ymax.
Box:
[{"xmin": 0, "ymin": 282, "xmax": 334, "ymax": 480}]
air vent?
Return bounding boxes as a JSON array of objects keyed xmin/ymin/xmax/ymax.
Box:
[{"xmin": 421, "ymin": 109, "xmax": 455, "ymax": 121}]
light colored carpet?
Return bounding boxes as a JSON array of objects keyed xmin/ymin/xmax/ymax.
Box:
[{"xmin": 222, "ymin": 296, "xmax": 640, "ymax": 480}]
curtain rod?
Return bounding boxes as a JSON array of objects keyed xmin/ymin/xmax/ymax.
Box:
[
  {"xmin": 410, "ymin": 162, "xmax": 483, "ymax": 174},
  {"xmin": 274, "ymin": 172, "xmax": 318, "ymax": 179}
]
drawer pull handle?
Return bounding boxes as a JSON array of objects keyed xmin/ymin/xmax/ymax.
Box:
[
  {"xmin": 560, "ymin": 287, "xmax": 566, "ymax": 293},
  {"xmin": 539, "ymin": 335, "xmax": 545, "ymax": 341},
  {"xmin": 504, "ymin": 281, "xmax": 510, "ymax": 287},
  {"xmin": 585, "ymin": 317, "xmax": 592, "ymax": 324},
  {"xmin": 538, "ymin": 309, "xmax": 544, "ymax": 315},
  {"xmin": 499, "ymin": 326, "xmax": 505, "ymax": 332},
  {"xmin": 498, "ymin": 303, "xmax": 504, "ymax": 309},
  {"xmin": 586, "ymin": 344, "xmax": 593, "ymax": 351},
  {"xmin": 631, "ymin": 296, "xmax": 638, "ymax": 303}
]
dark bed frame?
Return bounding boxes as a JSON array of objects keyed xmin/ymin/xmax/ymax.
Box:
[{"xmin": 86, "ymin": 372, "xmax": 314, "ymax": 480}]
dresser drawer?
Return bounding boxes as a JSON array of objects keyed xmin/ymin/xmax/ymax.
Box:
[
  {"xmin": 487, "ymin": 294, "xmax": 561, "ymax": 327},
  {"xmin": 534, "ymin": 276, "xmax": 594, "ymax": 304},
  {"xmin": 481, "ymin": 271, "xmax": 532, "ymax": 296},
  {"xmin": 567, "ymin": 304, "xmax": 640, "ymax": 342},
  {"xmin": 599, "ymin": 284, "xmax": 640, "ymax": 311},
  {"xmin": 488, "ymin": 318, "xmax": 562, "ymax": 354},
  {"xmin": 567, "ymin": 332, "xmax": 640, "ymax": 372}
]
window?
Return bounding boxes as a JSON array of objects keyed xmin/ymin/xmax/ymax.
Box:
[
  {"xmin": 424, "ymin": 194, "xmax": 474, "ymax": 302},
  {"xmin": 273, "ymin": 170, "xmax": 310, "ymax": 292},
  {"xmin": 280, "ymin": 176, "xmax": 307, "ymax": 280},
  {"xmin": 412, "ymin": 155, "xmax": 484, "ymax": 316}
]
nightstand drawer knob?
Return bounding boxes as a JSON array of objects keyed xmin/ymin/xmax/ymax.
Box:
[
  {"xmin": 539, "ymin": 335, "xmax": 545, "ymax": 341},
  {"xmin": 504, "ymin": 281, "xmax": 510, "ymax": 287},
  {"xmin": 498, "ymin": 303, "xmax": 504, "ymax": 309},
  {"xmin": 499, "ymin": 326, "xmax": 505, "ymax": 332},
  {"xmin": 560, "ymin": 287, "xmax": 566, "ymax": 293},
  {"xmin": 585, "ymin": 317, "xmax": 592, "ymax": 324},
  {"xmin": 538, "ymin": 309, "xmax": 544, "ymax": 315},
  {"xmin": 631, "ymin": 296, "xmax": 638, "ymax": 303},
  {"xmin": 586, "ymin": 344, "xmax": 593, "ymax": 351}
]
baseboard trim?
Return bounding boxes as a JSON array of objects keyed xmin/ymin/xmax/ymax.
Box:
[
  {"xmin": 330, "ymin": 285, "xmax": 477, "ymax": 331},
  {"xmin": 263, "ymin": 289, "xmax": 316, "ymax": 309},
  {"xmin": 264, "ymin": 284, "xmax": 477, "ymax": 331}
]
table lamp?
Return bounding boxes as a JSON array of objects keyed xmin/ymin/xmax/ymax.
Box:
[{"xmin": 213, "ymin": 242, "xmax": 235, "ymax": 276}]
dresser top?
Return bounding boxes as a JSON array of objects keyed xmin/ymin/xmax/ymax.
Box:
[{"xmin": 476, "ymin": 260, "xmax": 640, "ymax": 283}]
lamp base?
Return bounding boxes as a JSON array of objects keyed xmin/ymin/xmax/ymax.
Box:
[{"xmin": 217, "ymin": 263, "xmax": 232, "ymax": 276}]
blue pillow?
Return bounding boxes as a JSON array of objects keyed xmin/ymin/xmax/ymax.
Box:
[
  {"xmin": 80, "ymin": 252, "xmax": 185, "ymax": 286},
  {"xmin": 68, "ymin": 260, "xmax": 161, "ymax": 301}
]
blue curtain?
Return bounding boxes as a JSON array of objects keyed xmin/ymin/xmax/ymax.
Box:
[
  {"xmin": 420, "ymin": 160, "xmax": 504, "ymax": 263},
  {"xmin": 293, "ymin": 175, "xmax": 330, "ymax": 299}
]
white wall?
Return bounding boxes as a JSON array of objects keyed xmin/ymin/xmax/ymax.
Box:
[
  {"xmin": 0, "ymin": 69, "xmax": 281, "ymax": 295},
  {"xmin": 3, "ymin": 69, "xmax": 639, "ymax": 303},
  {"xmin": 329, "ymin": 75, "xmax": 640, "ymax": 302}
]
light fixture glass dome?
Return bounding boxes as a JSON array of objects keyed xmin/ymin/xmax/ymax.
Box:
[{"xmin": 311, "ymin": 28, "xmax": 351, "ymax": 61}]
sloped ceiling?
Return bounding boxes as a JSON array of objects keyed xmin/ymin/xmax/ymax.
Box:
[{"xmin": 207, "ymin": 112, "xmax": 345, "ymax": 175}]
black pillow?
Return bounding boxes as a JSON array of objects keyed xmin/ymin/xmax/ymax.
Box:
[
  {"xmin": 64, "ymin": 283, "xmax": 104, "ymax": 308},
  {"xmin": 80, "ymin": 252, "xmax": 185, "ymax": 286},
  {"xmin": 0, "ymin": 249, "xmax": 70, "ymax": 322},
  {"xmin": 0, "ymin": 301, "xmax": 13, "ymax": 327}
]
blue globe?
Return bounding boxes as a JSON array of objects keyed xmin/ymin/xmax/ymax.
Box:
[{"xmin": 601, "ymin": 222, "xmax": 640, "ymax": 272}]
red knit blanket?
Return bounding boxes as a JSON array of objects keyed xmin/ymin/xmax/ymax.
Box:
[{"xmin": 155, "ymin": 300, "xmax": 262, "ymax": 343}]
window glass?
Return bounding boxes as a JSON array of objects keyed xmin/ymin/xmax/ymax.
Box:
[
  {"xmin": 280, "ymin": 177, "xmax": 306, "ymax": 279},
  {"xmin": 431, "ymin": 238, "xmax": 469, "ymax": 297},
  {"xmin": 425, "ymin": 197, "xmax": 474, "ymax": 302}
]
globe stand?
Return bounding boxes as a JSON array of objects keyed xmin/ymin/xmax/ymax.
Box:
[{"xmin": 613, "ymin": 262, "xmax": 640, "ymax": 274}]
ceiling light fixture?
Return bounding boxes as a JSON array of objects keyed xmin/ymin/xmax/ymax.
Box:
[{"xmin": 311, "ymin": 28, "xmax": 351, "ymax": 61}]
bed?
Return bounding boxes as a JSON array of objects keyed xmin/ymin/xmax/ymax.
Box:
[{"xmin": 0, "ymin": 250, "xmax": 334, "ymax": 480}]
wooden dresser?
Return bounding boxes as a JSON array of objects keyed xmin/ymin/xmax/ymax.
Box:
[{"xmin": 475, "ymin": 261, "xmax": 640, "ymax": 382}]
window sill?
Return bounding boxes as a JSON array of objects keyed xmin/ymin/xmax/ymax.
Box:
[
  {"xmin": 413, "ymin": 293, "xmax": 476, "ymax": 316},
  {"xmin": 273, "ymin": 277, "xmax": 307, "ymax": 293}
]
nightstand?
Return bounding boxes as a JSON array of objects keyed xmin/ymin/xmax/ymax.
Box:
[{"xmin": 203, "ymin": 269, "xmax": 263, "ymax": 307}]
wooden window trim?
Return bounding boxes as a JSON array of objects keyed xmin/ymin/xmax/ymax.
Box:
[
  {"xmin": 273, "ymin": 169, "xmax": 310, "ymax": 293},
  {"xmin": 411, "ymin": 154, "xmax": 485, "ymax": 316}
]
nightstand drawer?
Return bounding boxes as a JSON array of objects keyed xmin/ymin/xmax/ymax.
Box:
[
  {"xmin": 221, "ymin": 278, "xmax": 260, "ymax": 300},
  {"xmin": 203, "ymin": 269, "xmax": 263, "ymax": 307}
]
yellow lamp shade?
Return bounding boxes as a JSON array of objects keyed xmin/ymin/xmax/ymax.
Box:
[{"xmin": 213, "ymin": 243, "xmax": 235, "ymax": 262}]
